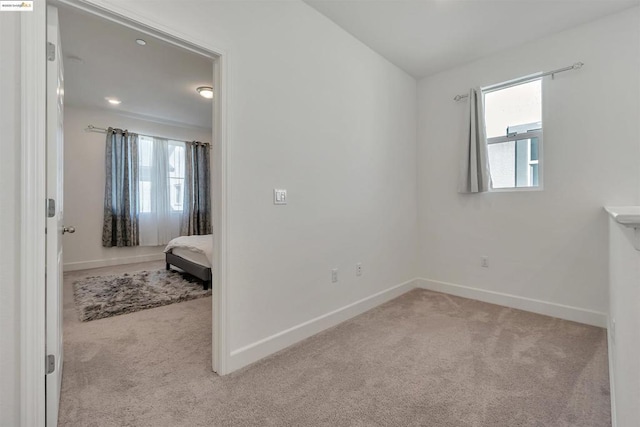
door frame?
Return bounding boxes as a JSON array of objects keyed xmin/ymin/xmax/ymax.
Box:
[
  {"xmin": 20, "ymin": 1, "xmax": 231, "ymax": 424},
  {"xmin": 45, "ymin": 6, "xmax": 65, "ymax": 426},
  {"xmin": 20, "ymin": 4, "xmax": 48, "ymax": 426}
]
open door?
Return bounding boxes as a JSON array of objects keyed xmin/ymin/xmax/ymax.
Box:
[{"xmin": 46, "ymin": 5, "xmax": 66, "ymax": 426}]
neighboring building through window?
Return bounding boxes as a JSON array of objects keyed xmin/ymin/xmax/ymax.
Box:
[{"xmin": 484, "ymin": 79, "xmax": 542, "ymax": 190}]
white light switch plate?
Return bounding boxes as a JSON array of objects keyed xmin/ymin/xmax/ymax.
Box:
[{"xmin": 274, "ymin": 189, "xmax": 287, "ymax": 205}]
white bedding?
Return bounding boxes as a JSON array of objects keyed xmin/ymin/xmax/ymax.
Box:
[{"xmin": 164, "ymin": 234, "xmax": 213, "ymax": 268}]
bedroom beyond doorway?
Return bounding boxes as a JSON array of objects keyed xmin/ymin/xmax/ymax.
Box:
[{"xmin": 47, "ymin": 1, "xmax": 225, "ymax": 424}]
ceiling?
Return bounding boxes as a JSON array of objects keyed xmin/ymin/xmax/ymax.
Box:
[
  {"xmin": 58, "ymin": 6, "xmax": 213, "ymax": 129},
  {"xmin": 304, "ymin": 0, "xmax": 640, "ymax": 78}
]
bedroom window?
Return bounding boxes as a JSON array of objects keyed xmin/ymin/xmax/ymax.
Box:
[
  {"xmin": 138, "ymin": 135, "xmax": 186, "ymax": 213},
  {"xmin": 484, "ymin": 79, "xmax": 542, "ymax": 190},
  {"xmin": 168, "ymin": 141, "xmax": 185, "ymax": 211}
]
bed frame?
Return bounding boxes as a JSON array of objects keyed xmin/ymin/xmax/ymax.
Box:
[{"xmin": 165, "ymin": 251, "xmax": 212, "ymax": 290}]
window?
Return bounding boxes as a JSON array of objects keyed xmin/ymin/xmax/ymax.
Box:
[
  {"xmin": 138, "ymin": 135, "xmax": 186, "ymax": 213},
  {"xmin": 138, "ymin": 135, "xmax": 154, "ymax": 213},
  {"xmin": 168, "ymin": 141, "xmax": 185, "ymax": 211},
  {"xmin": 484, "ymin": 79, "xmax": 542, "ymax": 190}
]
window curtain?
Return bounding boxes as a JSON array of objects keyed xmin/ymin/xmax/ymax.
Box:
[
  {"xmin": 458, "ymin": 87, "xmax": 492, "ymax": 193},
  {"xmin": 102, "ymin": 128, "xmax": 139, "ymax": 247},
  {"xmin": 182, "ymin": 142, "xmax": 212, "ymax": 235},
  {"xmin": 138, "ymin": 137, "xmax": 183, "ymax": 246}
]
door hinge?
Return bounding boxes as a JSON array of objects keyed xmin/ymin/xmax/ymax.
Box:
[
  {"xmin": 47, "ymin": 42, "xmax": 55, "ymax": 62},
  {"xmin": 47, "ymin": 198, "xmax": 56, "ymax": 218},
  {"xmin": 46, "ymin": 354, "xmax": 55, "ymax": 374}
]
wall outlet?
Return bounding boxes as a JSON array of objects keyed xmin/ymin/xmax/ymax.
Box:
[
  {"xmin": 331, "ymin": 268, "xmax": 338, "ymax": 283},
  {"xmin": 356, "ymin": 263, "xmax": 362, "ymax": 276},
  {"xmin": 481, "ymin": 256, "xmax": 489, "ymax": 268}
]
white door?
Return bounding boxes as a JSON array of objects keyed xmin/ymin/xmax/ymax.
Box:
[{"xmin": 46, "ymin": 5, "xmax": 66, "ymax": 426}]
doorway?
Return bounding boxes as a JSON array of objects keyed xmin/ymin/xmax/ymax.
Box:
[{"xmin": 34, "ymin": 1, "xmax": 230, "ymax": 425}]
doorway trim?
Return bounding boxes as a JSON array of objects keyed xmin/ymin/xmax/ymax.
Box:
[
  {"xmin": 20, "ymin": 1, "xmax": 231, "ymax": 424},
  {"xmin": 20, "ymin": 5, "xmax": 48, "ymax": 427}
]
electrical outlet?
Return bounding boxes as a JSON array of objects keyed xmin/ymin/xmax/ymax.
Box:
[
  {"xmin": 481, "ymin": 256, "xmax": 489, "ymax": 268},
  {"xmin": 331, "ymin": 268, "xmax": 338, "ymax": 283},
  {"xmin": 356, "ymin": 263, "xmax": 362, "ymax": 276}
]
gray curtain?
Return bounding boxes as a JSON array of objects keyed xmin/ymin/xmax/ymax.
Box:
[
  {"xmin": 182, "ymin": 142, "xmax": 212, "ymax": 235},
  {"xmin": 102, "ymin": 128, "xmax": 140, "ymax": 247},
  {"xmin": 458, "ymin": 87, "xmax": 492, "ymax": 193}
]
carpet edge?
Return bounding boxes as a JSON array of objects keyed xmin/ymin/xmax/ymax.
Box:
[{"xmin": 416, "ymin": 277, "xmax": 607, "ymax": 328}]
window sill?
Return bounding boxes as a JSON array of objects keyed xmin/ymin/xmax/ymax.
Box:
[{"xmin": 489, "ymin": 185, "xmax": 543, "ymax": 193}]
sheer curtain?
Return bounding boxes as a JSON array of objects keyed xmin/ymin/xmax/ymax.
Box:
[
  {"xmin": 138, "ymin": 136, "xmax": 185, "ymax": 246},
  {"xmin": 102, "ymin": 128, "xmax": 139, "ymax": 247},
  {"xmin": 458, "ymin": 87, "xmax": 492, "ymax": 193}
]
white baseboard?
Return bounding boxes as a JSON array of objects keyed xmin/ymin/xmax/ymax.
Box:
[
  {"xmin": 63, "ymin": 253, "xmax": 165, "ymax": 272},
  {"xmin": 228, "ymin": 278, "xmax": 418, "ymax": 372},
  {"xmin": 227, "ymin": 277, "xmax": 607, "ymax": 373},
  {"xmin": 416, "ymin": 278, "xmax": 607, "ymax": 328},
  {"xmin": 607, "ymin": 316, "xmax": 617, "ymax": 427}
]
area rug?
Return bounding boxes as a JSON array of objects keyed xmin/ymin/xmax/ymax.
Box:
[{"xmin": 73, "ymin": 269, "xmax": 211, "ymax": 322}]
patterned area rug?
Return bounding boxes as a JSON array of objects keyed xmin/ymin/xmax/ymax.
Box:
[{"xmin": 73, "ymin": 269, "xmax": 211, "ymax": 322}]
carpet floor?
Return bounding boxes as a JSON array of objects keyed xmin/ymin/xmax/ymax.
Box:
[{"xmin": 59, "ymin": 264, "xmax": 610, "ymax": 426}]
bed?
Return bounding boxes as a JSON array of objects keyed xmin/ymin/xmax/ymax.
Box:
[{"xmin": 164, "ymin": 235, "xmax": 213, "ymax": 290}]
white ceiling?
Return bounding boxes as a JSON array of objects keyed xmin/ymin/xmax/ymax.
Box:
[
  {"xmin": 58, "ymin": 6, "xmax": 213, "ymax": 129},
  {"xmin": 304, "ymin": 0, "xmax": 640, "ymax": 78}
]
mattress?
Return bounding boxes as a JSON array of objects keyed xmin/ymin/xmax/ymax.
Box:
[{"xmin": 171, "ymin": 248, "xmax": 211, "ymax": 268}]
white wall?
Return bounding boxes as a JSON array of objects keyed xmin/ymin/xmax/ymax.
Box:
[
  {"xmin": 0, "ymin": 13, "xmax": 21, "ymax": 427},
  {"xmin": 63, "ymin": 106, "xmax": 211, "ymax": 270},
  {"xmin": 416, "ymin": 8, "xmax": 640, "ymax": 324},
  {"xmin": 607, "ymin": 218, "xmax": 640, "ymax": 427},
  {"xmin": 88, "ymin": 0, "xmax": 419, "ymax": 363}
]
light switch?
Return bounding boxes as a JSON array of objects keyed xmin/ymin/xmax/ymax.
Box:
[{"xmin": 274, "ymin": 189, "xmax": 287, "ymax": 205}]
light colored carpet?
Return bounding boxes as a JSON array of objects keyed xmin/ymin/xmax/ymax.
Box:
[{"xmin": 59, "ymin": 265, "xmax": 610, "ymax": 426}]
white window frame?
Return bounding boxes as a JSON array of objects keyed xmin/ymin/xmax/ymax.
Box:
[
  {"xmin": 486, "ymin": 130, "xmax": 543, "ymax": 192},
  {"xmin": 483, "ymin": 83, "xmax": 544, "ymax": 192},
  {"xmin": 167, "ymin": 140, "xmax": 186, "ymax": 212}
]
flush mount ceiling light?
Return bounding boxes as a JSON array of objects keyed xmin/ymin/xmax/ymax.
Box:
[
  {"xmin": 196, "ymin": 86, "xmax": 214, "ymax": 99},
  {"xmin": 105, "ymin": 97, "xmax": 121, "ymax": 105},
  {"xmin": 135, "ymin": 38, "xmax": 146, "ymax": 46}
]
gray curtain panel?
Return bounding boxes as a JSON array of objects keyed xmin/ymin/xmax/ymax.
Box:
[
  {"xmin": 182, "ymin": 142, "xmax": 212, "ymax": 235},
  {"xmin": 102, "ymin": 128, "xmax": 140, "ymax": 247},
  {"xmin": 458, "ymin": 87, "xmax": 492, "ymax": 193}
]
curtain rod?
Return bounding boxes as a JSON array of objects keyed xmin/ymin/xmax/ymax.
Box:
[
  {"xmin": 453, "ymin": 62, "xmax": 584, "ymax": 101},
  {"xmin": 84, "ymin": 124, "xmax": 211, "ymax": 146}
]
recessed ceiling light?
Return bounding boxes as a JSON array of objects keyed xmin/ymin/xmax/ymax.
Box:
[
  {"xmin": 196, "ymin": 86, "xmax": 214, "ymax": 99},
  {"xmin": 105, "ymin": 97, "xmax": 121, "ymax": 105},
  {"xmin": 136, "ymin": 39, "xmax": 147, "ymax": 46}
]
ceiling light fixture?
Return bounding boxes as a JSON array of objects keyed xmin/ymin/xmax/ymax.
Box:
[
  {"xmin": 196, "ymin": 86, "xmax": 214, "ymax": 99},
  {"xmin": 136, "ymin": 38, "xmax": 147, "ymax": 46},
  {"xmin": 105, "ymin": 97, "xmax": 121, "ymax": 105}
]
